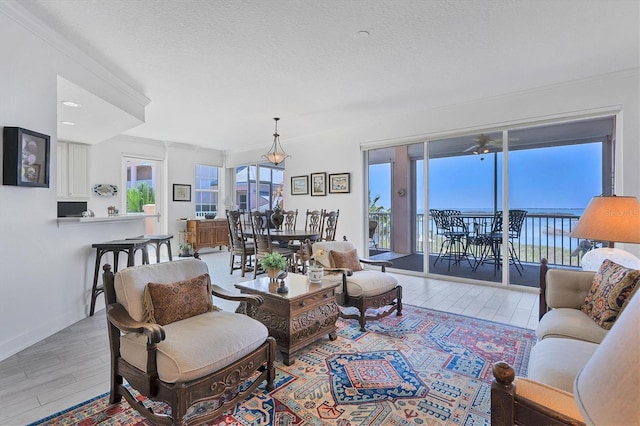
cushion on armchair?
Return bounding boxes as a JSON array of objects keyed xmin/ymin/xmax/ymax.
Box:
[
  {"xmin": 329, "ymin": 249, "xmax": 363, "ymax": 271},
  {"xmin": 580, "ymin": 259, "xmax": 640, "ymax": 330},
  {"xmin": 143, "ymin": 273, "xmax": 214, "ymax": 325}
]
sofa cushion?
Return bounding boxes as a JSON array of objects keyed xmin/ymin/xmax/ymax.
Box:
[
  {"xmin": 143, "ymin": 273, "xmax": 213, "ymax": 325},
  {"xmin": 120, "ymin": 310, "xmax": 268, "ymax": 383},
  {"xmin": 342, "ymin": 270, "xmax": 398, "ymax": 297},
  {"xmin": 313, "ymin": 241, "xmax": 355, "ymax": 268},
  {"xmin": 329, "ymin": 249, "xmax": 363, "ymax": 271},
  {"xmin": 527, "ymin": 337, "xmax": 598, "ymax": 393},
  {"xmin": 580, "ymin": 259, "xmax": 640, "ymax": 330},
  {"xmin": 115, "ymin": 259, "xmax": 209, "ymax": 322},
  {"xmin": 536, "ymin": 308, "xmax": 607, "ymax": 344}
]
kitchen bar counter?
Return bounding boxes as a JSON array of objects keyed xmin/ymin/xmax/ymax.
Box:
[{"xmin": 56, "ymin": 213, "xmax": 160, "ymax": 227}]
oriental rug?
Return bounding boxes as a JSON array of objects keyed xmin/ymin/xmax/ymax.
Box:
[{"xmin": 30, "ymin": 304, "xmax": 536, "ymax": 425}]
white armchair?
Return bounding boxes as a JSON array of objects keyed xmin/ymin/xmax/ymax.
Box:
[{"xmin": 311, "ymin": 240, "xmax": 402, "ymax": 331}]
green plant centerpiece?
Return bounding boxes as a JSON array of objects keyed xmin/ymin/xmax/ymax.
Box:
[{"xmin": 261, "ymin": 252, "xmax": 288, "ymax": 281}]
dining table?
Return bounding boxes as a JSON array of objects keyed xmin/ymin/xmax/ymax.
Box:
[{"xmin": 242, "ymin": 229, "xmax": 320, "ymax": 242}]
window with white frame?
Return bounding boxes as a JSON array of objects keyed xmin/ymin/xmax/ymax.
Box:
[{"xmin": 195, "ymin": 164, "xmax": 219, "ymax": 217}]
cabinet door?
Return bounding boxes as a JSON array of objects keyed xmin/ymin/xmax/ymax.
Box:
[
  {"xmin": 67, "ymin": 143, "xmax": 90, "ymax": 198},
  {"xmin": 56, "ymin": 143, "xmax": 68, "ymax": 198}
]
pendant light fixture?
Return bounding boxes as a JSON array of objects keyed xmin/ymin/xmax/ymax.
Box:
[{"xmin": 262, "ymin": 117, "xmax": 291, "ymax": 165}]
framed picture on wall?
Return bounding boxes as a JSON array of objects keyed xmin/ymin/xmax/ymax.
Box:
[
  {"xmin": 2, "ymin": 127, "xmax": 50, "ymax": 187},
  {"xmin": 291, "ymin": 175, "xmax": 309, "ymax": 195},
  {"xmin": 310, "ymin": 172, "xmax": 327, "ymax": 196},
  {"xmin": 329, "ymin": 173, "xmax": 350, "ymax": 193},
  {"xmin": 173, "ymin": 184, "xmax": 191, "ymax": 201}
]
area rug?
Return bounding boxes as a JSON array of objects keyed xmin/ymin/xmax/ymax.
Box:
[{"xmin": 30, "ymin": 304, "xmax": 536, "ymax": 425}]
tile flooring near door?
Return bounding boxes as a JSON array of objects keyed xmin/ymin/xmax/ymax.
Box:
[{"xmin": 0, "ymin": 249, "xmax": 540, "ymax": 425}]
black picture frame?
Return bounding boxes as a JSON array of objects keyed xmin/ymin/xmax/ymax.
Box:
[
  {"xmin": 291, "ymin": 175, "xmax": 309, "ymax": 195},
  {"xmin": 173, "ymin": 184, "xmax": 191, "ymax": 201},
  {"xmin": 329, "ymin": 173, "xmax": 350, "ymax": 193},
  {"xmin": 310, "ymin": 172, "xmax": 327, "ymax": 196},
  {"xmin": 3, "ymin": 127, "xmax": 50, "ymax": 187}
]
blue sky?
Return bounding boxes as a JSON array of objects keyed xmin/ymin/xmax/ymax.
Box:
[{"xmin": 369, "ymin": 143, "xmax": 602, "ymax": 213}]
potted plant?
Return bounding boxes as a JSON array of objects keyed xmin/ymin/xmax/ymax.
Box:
[{"xmin": 260, "ymin": 252, "xmax": 288, "ymax": 281}]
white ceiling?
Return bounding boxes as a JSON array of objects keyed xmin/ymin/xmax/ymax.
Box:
[{"xmin": 18, "ymin": 0, "xmax": 640, "ymax": 152}]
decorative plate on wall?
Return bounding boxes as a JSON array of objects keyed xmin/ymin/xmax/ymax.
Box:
[{"xmin": 93, "ymin": 184, "xmax": 119, "ymax": 197}]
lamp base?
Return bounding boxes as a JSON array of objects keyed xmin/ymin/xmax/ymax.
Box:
[{"xmin": 581, "ymin": 247, "xmax": 640, "ymax": 271}]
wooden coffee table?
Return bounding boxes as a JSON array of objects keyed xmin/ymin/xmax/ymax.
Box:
[{"xmin": 235, "ymin": 273, "xmax": 340, "ymax": 365}]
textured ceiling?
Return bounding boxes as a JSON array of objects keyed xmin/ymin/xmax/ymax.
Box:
[{"xmin": 17, "ymin": 0, "xmax": 640, "ymax": 151}]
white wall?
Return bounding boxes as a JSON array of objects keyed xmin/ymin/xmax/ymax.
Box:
[{"xmin": 0, "ymin": 7, "xmax": 223, "ymax": 361}]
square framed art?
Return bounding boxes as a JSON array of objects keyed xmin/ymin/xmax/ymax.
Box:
[
  {"xmin": 329, "ymin": 173, "xmax": 350, "ymax": 193},
  {"xmin": 310, "ymin": 172, "xmax": 327, "ymax": 196},
  {"xmin": 291, "ymin": 175, "xmax": 309, "ymax": 195},
  {"xmin": 173, "ymin": 184, "xmax": 191, "ymax": 201},
  {"xmin": 2, "ymin": 127, "xmax": 50, "ymax": 187}
]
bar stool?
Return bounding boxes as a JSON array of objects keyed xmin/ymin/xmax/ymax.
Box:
[
  {"xmin": 90, "ymin": 238, "xmax": 150, "ymax": 316},
  {"xmin": 128, "ymin": 234, "xmax": 174, "ymax": 263}
]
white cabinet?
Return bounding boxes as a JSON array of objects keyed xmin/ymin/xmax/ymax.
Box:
[{"xmin": 57, "ymin": 142, "xmax": 90, "ymax": 199}]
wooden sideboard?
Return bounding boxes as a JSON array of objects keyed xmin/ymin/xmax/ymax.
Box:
[{"xmin": 187, "ymin": 219, "xmax": 229, "ymax": 252}]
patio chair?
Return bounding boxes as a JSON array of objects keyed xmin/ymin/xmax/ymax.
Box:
[
  {"xmin": 311, "ymin": 239, "xmax": 402, "ymax": 331},
  {"xmin": 430, "ymin": 209, "xmax": 473, "ymax": 270},
  {"xmin": 368, "ymin": 220, "xmax": 378, "ymax": 249},
  {"xmin": 473, "ymin": 210, "xmax": 527, "ymax": 275},
  {"xmin": 102, "ymin": 258, "xmax": 276, "ymax": 425}
]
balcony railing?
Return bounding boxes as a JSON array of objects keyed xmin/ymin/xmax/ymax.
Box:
[{"xmin": 369, "ymin": 211, "xmax": 586, "ymax": 268}]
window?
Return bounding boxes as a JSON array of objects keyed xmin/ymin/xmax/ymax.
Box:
[{"xmin": 195, "ymin": 164, "xmax": 219, "ymax": 217}]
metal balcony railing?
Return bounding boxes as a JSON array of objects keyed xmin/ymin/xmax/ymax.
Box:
[{"xmin": 369, "ymin": 211, "xmax": 586, "ymax": 268}]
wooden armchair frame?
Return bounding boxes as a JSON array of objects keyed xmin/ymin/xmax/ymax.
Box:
[
  {"xmin": 102, "ymin": 263, "xmax": 276, "ymax": 426},
  {"xmin": 311, "ymin": 239, "xmax": 402, "ymax": 331}
]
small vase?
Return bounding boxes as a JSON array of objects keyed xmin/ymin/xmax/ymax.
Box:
[
  {"xmin": 270, "ymin": 209, "xmax": 284, "ymax": 230},
  {"xmin": 308, "ymin": 265, "xmax": 324, "ymax": 283},
  {"xmin": 267, "ymin": 268, "xmax": 280, "ymax": 282}
]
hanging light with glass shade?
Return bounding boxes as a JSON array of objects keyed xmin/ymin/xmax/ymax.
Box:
[{"xmin": 262, "ymin": 117, "xmax": 291, "ymax": 165}]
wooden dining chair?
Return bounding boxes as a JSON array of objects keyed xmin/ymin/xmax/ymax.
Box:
[
  {"xmin": 319, "ymin": 209, "xmax": 339, "ymax": 241},
  {"xmin": 226, "ymin": 209, "xmax": 255, "ymax": 277},
  {"xmin": 304, "ymin": 209, "xmax": 323, "ymax": 236},
  {"xmin": 249, "ymin": 210, "xmax": 293, "ymax": 278}
]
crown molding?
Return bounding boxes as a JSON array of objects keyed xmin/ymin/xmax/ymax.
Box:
[{"xmin": 0, "ymin": 0, "xmax": 150, "ymax": 108}]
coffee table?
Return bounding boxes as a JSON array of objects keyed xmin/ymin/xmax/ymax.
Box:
[{"xmin": 235, "ymin": 273, "xmax": 340, "ymax": 365}]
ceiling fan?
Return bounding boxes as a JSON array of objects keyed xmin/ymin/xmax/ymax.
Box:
[{"xmin": 463, "ymin": 134, "xmax": 503, "ymax": 155}]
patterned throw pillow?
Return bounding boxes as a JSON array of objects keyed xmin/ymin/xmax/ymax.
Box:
[
  {"xmin": 329, "ymin": 249, "xmax": 363, "ymax": 271},
  {"xmin": 580, "ymin": 259, "xmax": 640, "ymax": 330},
  {"xmin": 143, "ymin": 274, "xmax": 213, "ymax": 325}
]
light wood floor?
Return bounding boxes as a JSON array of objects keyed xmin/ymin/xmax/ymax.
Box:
[{"xmin": 0, "ymin": 249, "xmax": 539, "ymax": 425}]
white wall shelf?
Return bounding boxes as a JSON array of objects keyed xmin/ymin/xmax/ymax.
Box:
[{"xmin": 56, "ymin": 213, "xmax": 160, "ymax": 227}]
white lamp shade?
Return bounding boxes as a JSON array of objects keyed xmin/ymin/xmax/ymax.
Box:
[
  {"xmin": 574, "ymin": 292, "xmax": 640, "ymax": 425},
  {"xmin": 581, "ymin": 247, "xmax": 640, "ymax": 272}
]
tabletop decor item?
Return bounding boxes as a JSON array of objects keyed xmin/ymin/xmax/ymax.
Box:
[
  {"xmin": 270, "ymin": 206, "xmax": 284, "ymax": 230},
  {"xmin": 308, "ymin": 248, "xmax": 325, "ymax": 283},
  {"xmin": 93, "ymin": 184, "xmax": 119, "ymax": 196},
  {"xmin": 261, "ymin": 252, "xmax": 288, "ymax": 282}
]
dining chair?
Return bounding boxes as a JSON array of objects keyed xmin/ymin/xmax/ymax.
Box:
[
  {"xmin": 249, "ymin": 210, "xmax": 293, "ymax": 278},
  {"xmin": 226, "ymin": 209, "xmax": 255, "ymax": 277},
  {"xmin": 304, "ymin": 209, "xmax": 323, "ymax": 237},
  {"xmin": 282, "ymin": 209, "xmax": 298, "ymax": 231},
  {"xmin": 319, "ymin": 209, "xmax": 339, "ymax": 241}
]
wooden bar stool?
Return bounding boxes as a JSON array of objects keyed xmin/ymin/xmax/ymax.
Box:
[
  {"xmin": 90, "ymin": 238, "xmax": 150, "ymax": 316},
  {"xmin": 128, "ymin": 234, "xmax": 174, "ymax": 263}
]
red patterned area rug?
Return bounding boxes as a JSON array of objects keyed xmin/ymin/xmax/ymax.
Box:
[{"xmin": 30, "ymin": 305, "xmax": 536, "ymax": 425}]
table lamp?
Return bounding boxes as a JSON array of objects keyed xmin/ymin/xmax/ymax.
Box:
[{"xmin": 570, "ymin": 195, "xmax": 640, "ymax": 271}]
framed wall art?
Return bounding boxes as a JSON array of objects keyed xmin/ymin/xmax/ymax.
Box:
[
  {"xmin": 2, "ymin": 127, "xmax": 50, "ymax": 187},
  {"xmin": 310, "ymin": 172, "xmax": 327, "ymax": 196},
  {"xmin": 291, "ymin": 175, "xmax": 309, "ymax": 195},
  {"xmin": 173, "ymin": 184, "xmax": 191, "ymax": 201},
  {"xmin": 329, "ymin": 172, "xmax": 350, "ymax": 194}
]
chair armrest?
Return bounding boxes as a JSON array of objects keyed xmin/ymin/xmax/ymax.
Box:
[
  {"xmin": 106, "ymin": 303, "xmax": 165, "ymax": 344},
  {"xmin": 491, "ymin": 361, "xmax": 585, "ymax": 425},
  {"xmin": 360, "ymin": 258, "xmax": 392, "ymax": 272},
  {"xmin": 211, "ymin": 284, "xmax": 264, "ymax": 307},
  {"xmin": 324, "ymin": 267, "xmax": 354, "ymax": 276}
]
